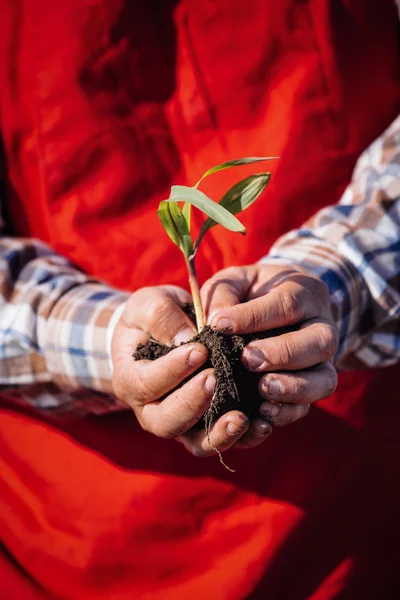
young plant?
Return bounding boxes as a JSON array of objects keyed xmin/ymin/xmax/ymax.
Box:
[{"xmin": 158, "ymin": 157, "xmax": 277, "ymax": 332}]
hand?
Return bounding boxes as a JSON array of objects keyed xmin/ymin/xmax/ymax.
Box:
[
  {"xmin": 201, "ymin": 264, "xmax": 338, "ymax": 442},
  {"xmin": 111, "ymin": 285, "xmax": 271, "ymax": 457}
]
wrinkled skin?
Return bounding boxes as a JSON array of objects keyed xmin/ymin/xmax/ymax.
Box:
[{"xmin": 112, "ymin": 264, "xmax": 338, "ymax": 456}]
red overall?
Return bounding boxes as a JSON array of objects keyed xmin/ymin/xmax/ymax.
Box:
[{"xmin": 0, "ymin": 1, "xmax": 399, "ymax": 598}]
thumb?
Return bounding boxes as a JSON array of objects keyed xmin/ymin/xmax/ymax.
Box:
[
  {"xmin": 124, "ymin": 285, "xmax": 197, "ymax": 346},
  {"xmin": 201, "ymin": 267, "xmax": 251, "ymax": 324}
]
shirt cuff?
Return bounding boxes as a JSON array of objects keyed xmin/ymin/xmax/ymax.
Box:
[{"xmin": 39, "ymin": 283, "xmax": 129, "ymax": 393}]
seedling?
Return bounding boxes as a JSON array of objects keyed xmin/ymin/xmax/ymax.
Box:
[{"xmin": 158, "ymin": 157, "xmax": 277, "ymax": 331}]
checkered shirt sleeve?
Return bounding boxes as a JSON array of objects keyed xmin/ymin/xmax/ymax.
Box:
[
  {"xmin": 264, "ymin": 113, "xmax": 400, "ymax": 370},
  {"xmin": 0, "ymin": 237, "xmax": 128, "ymax": 404}
]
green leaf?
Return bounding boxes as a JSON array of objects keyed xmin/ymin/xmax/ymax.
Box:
[
  {"xmin": 168, "ymin": 201, "xmax": 193, "ymax": 258},
  {"xmin": 194, "ymin": 173, "xmax": 271, "ymax": 254},
  {"xmin": 194, "ymin": 156, "xmax": 278, "ymax": 187},
  {"xmin": 168, "ymin": 186, "xmax": 246, "ymax": 234},
  {"xmin": 158, "ymin": 201, "xmax": 181, "ymax": 247},
  {"xmin": 158, "ymin": 200, "xmax": 193, "ymax": 258},
  {"xmin": 182, "ymin": 202, "xmax": 191, "ymax": 229}
]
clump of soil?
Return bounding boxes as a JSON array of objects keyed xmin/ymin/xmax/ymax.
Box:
[{"xmin": 134, "ymin": 325, "xmax": 263, "ymax": 432}]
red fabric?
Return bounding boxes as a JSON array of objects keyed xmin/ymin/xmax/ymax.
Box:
[{"xmin": 1, "ymin": 1, "xmax": 400, "ymax": 598}]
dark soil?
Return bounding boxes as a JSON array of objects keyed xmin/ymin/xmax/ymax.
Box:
[{"xmin": 134, "ymin": 325, "xmax": 263, "ymax": 432}]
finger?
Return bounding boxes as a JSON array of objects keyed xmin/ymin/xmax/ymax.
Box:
[
  {"xmin": 140, "ymin": 369, "xmax": 216, "ymax": 438},
  {"xmin": 234, "ymin": 418, "xmax": 273, "ymax": 449},
  {"xmin": 209, "ymin": 281, "xmax": 325, "ymax": 335},
  {"xmin": 124, "ymin": 285, "xmax": 197, "ymax": 345},
  {"xmin": 112, "ymin": 322, "xmax": 149, "ymax": 364},
  {"xmin": 260, "ymin": 401, "xmax": 310, "ymax": 427},
  {"xmin": 242, "ymin": 319, "xmax": 338, "ymax": 372},
  {"xmin": 177, "ymin": 411, "xmax": 249, "ymax": 457},
  {"xmin": 258, "ymin": 362, "xmax": 338, "ymax": 404},
  {"xmin": 113, "ymin": 342, "xmax": 208, "ymax": 406},
  {"xmin": 200, "ymin": 267, "xmax": 249, "ymax": 322}
]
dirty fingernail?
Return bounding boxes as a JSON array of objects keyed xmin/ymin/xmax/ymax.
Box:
[
  {"xmin": 244, "ymin": 349, "xmax": 265, "ymax": 370},
  {"xmin": 174, "ymin": 327, "xmax": 196, "ymax": 346},
  {"xmin": 205, "ymin": 374, "xmax": 216, "ymax": 394},
  {"xmin": 212, "ymin": 317, "xmax": 233, "ymax": 332},
  {"xmin": 227, "ymin": 416, "xmax": 249, "ymax": 436},
  {"xmin": 188, "ymin": 348, "xmax": 208, "ymax": 367},
  {"xmin": 257, "ymin": 422, "xmax": 272, "ymax": 437},
  {"xmin": 264, "ymin": 378, "xmax": 282, "ymax": 396},
  {"xmin": 260, "ymin": 401, "xmax": 280, "ymax": 418}
]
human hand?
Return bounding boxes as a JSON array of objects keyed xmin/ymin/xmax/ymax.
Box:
[
  {"xmin": 201, "ymin": 264, "xmax": 338, "ymax": 444},
  {"xmin": 111, "ymin": 285, "xmax": 271, "ymax": 457}
]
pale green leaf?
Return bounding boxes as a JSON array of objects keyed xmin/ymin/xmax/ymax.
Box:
[
  {"xmin": 194, "ymin": 173, "xmax": 271, "ymax": 254},
  {"xmin": 158, "ymin": 201, "xmax": 193, "ymax": 258},
  {"xmin": 158, "ymin": 201, "xmax": 181, "ymax": 247},
  {"xmin": 182, "ymin": 202, "xmax": 191, "ymax": 229},
  {"xmin": 168, "ymin": 201, "xmax": 193, "ymax": 258},
  {"xmin": 195, "ymin": 156, "xmax": 279, "ymax": 187},
  {"xmin": 168, "ymin": 186, "xmax": 245, "ymax": 234}
]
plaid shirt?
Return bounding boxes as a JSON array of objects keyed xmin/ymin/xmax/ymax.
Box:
[
  {"xmin": 1, "ymin": 46, "xmax": 400, "ymax": 415},
  {"xmin": 0, "ymin": 237, "xmax": 127, "ymax": 413},
  {"xmin": 267, "ymin": 113, "xmax": 400, "ymax": 371}
]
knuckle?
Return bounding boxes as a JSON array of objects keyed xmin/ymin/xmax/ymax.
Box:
[
  {"xmin": 248, "ymin": 302, "xmax": 266, "ymax": 331},
  {"xmin": 201, "ymin": 276, "xmax": 216, "ymax": 296},
  {"xmin": 125, "ymin": 286, "xmax": 155, "ymax": 316},
  {"xmin": 317, "ymin": 325, "xmax": 339, "ymax": 359},
  {"xmin": 276, "ymin": 379, "xmax": 288, "ymax": 396},
  {"xmin": 312, "ymin": 277, "xmax": 330, "ymax": 300},
  {"xmin": 290, "ymin": 376, "xmax": 308, "ymax": 399},
  {"xmin": 280, "ymin": 291, "xmax": 302, "ymax": 323},
  {"xmin": 147, "ymin": 296, "xmax": 172, "ymax": 326},
  {"xmin": 272, "ymin": 339, "xmax": 294, "ymax": 368},
  {"xmin": 203, "ymin": 267, "xmax": 239, "ymax": 291}
]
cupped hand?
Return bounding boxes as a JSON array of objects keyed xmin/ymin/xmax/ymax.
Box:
[
  {"xmin": 201, "ymin": 264, "xmax": 338, "ymax": 443},
  {"xmin": 111, "ymin": 285, "xmax": 271, "ymax": 457}
]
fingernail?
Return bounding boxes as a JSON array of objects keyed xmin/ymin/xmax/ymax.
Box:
[
  {"xmin": 212, "ymin": 317, "xmax": 233, "ymax": 332},
  {"xmin": 227, "ymin": 416, "xmax": 249, "ymax": 436},
  {"xmin": 188, "ymin": 348, "xmax": 208, "ymax": 367},
  {"xmin": 257, "ymin": 422, "xmax": 272, "ymax": 437},
  {"xmin": 174, "ymin": 327, "xmax": 196, "ymax": 346},
  {"xmin": 260, "ymin": 401, "xmax": 280, "ymax": 418},
  {"xmin": 205, "ymin": 374, "xmax": 216, "ymax": 394},
  {"xmin": 244, "ymin": 349, "xmax": 265, "ymax": 370},
  {"xmin": 265, "ymin": 378, "xmax": 282, "ymax": 396}
]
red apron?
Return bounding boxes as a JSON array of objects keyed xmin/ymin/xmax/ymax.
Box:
[{"xmin": 0, "ymin": 1, "xmax": 399, "ymax": 598}]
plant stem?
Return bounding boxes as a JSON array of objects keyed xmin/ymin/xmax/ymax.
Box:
[{"xmin": 187, "ymin": 258, "xmax": 205, "ymax": 332}]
